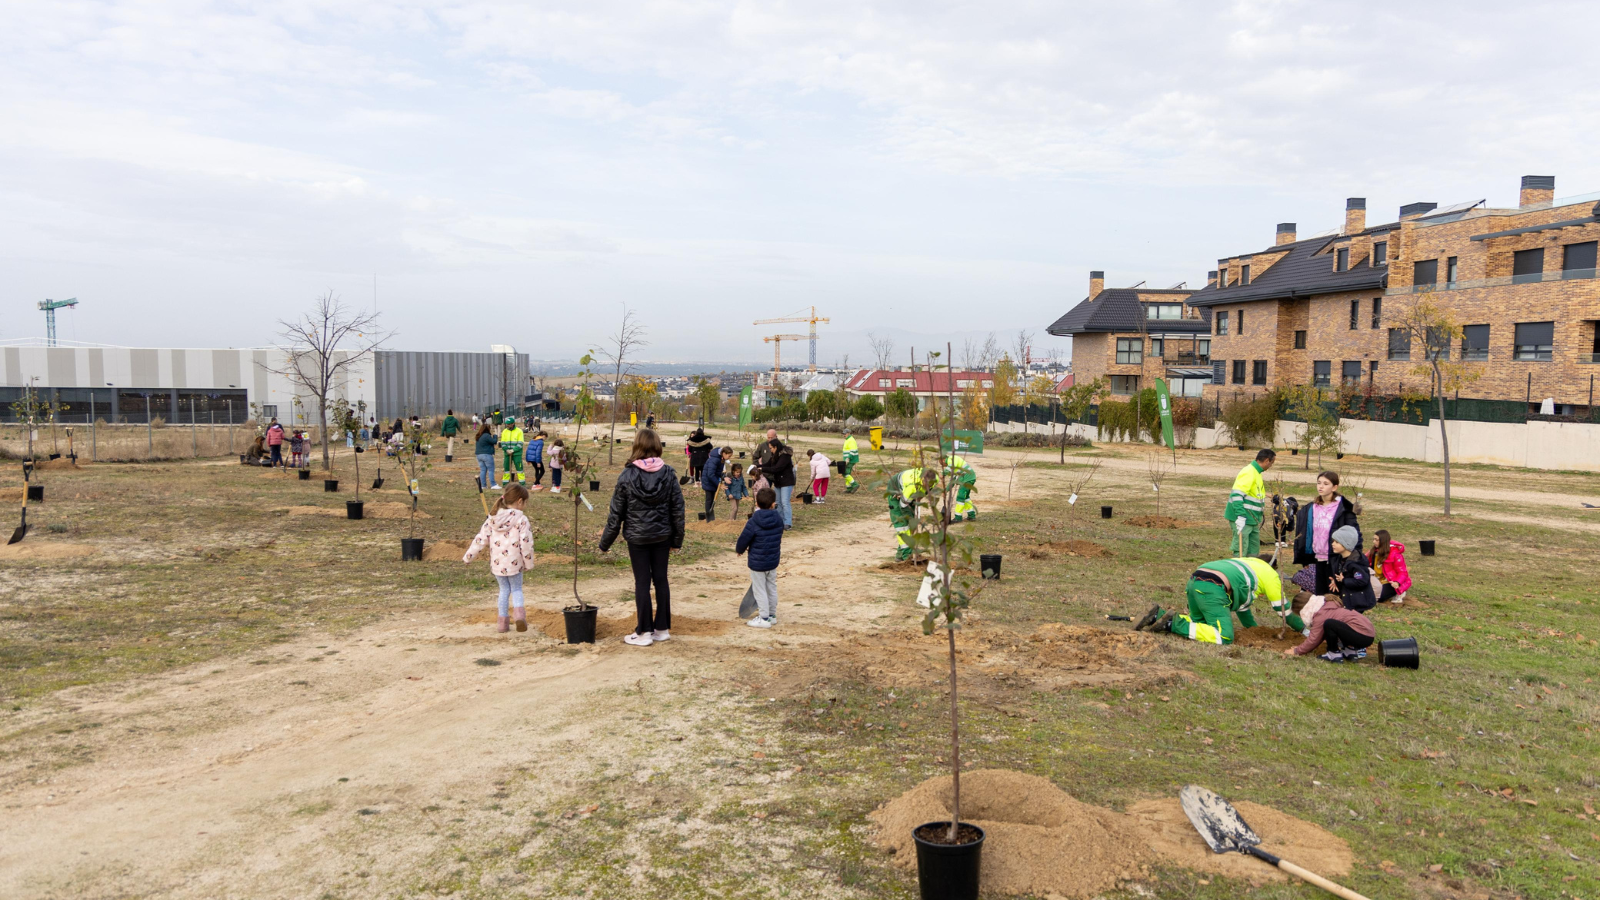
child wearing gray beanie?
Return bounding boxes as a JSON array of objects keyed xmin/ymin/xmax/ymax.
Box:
[{"xmin": 1328, "ymin": 525, "xmax": 1375, "ymax": 612}]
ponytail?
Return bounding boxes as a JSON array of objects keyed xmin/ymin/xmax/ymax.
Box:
[{"xmin": 491, "ymin": 483, "xmax": 530, "ymax": 514}]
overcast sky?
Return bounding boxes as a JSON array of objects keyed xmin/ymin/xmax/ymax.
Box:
[{"xmin": 4, "ymin": 1, "xmax": 1598, "ymax": 363}]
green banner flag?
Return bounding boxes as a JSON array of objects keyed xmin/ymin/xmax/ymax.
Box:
[
  {"xmin": 738, "ymin": 385, "xmax": 754, "ymax": 427},
  {"xmin": 940, "ymin": 428, "xmax": 984, "ymax": 454},
  {"xmin": 1155, "ymin": 378, "xmax": 1176, "ymax": 451}
]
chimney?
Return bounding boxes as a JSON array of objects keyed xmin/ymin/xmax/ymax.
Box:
[
  {"xmin": 1089, "ymin": 270, "xmax": 1104, "ymax": 298},
  {"xmin": 1344, "ymin": 198, "xmax": 1366, "ymax": 235},
  {"xmin": 1520, "ymin": 175, "xmax": 1555, "ymax": 208},
  {"xmin": 1207, "ymin": 270, "xmax": 1217, "ymax": 287},
  {"xmin": 1275, "ymin": 222, "xmax": 1297, "ymax": 245},
  {"xmin": 1399, "ymin": 201, "xmax": 1437, "ymax": 220}
]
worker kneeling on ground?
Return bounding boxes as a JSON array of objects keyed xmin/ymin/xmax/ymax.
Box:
[
  {"xmin": 1134, "ymin": 556, "xmax": 1296, "ymax": 645},
  {"xmin": 886, "ymin": 464, "xmax": 928, "ymax": 561},
  {"xmin": 945, "ymin": 452, "xmax": 977, "ymax": 521}
]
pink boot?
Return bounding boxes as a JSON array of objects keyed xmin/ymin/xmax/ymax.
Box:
[
  {"xmin": 513, "ymin": 608, "xmax": 527, "ymax": 632},
  {"xmin": 496, "ymin": 616, "xmax": 510, "ymax": 633}
]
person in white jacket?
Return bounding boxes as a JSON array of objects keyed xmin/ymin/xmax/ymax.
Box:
[
  {"xmin": 463, "ymin": 483, "xmax": 537, "ymax": 633},
  {"xmin": 806, "ymin": 449, "xmax": 833, "ymax": 504}
]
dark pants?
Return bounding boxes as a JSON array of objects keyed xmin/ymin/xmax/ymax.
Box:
[
  {"xmin": 1378, "ymin": 583, "xmax": 1399, "ymax": 601},
  {"xmin": 703, "ymin": 487, "xmax": 717, "ymax": 521},
  {"xmin": 1323, "ymin": 619, "xmax": 1373, "ymax": 653},
  {"xmin": 1314, "ymin": 559, "xmax": 1333, "ymax": 595},
  {"xmin": 552, "ymin": 468, "xmax": 562, "ymax": 488},
  {"xmin": 269, "ymin": 445, "xmax": 283, "ymax": 466},
  {"xmin": 689, "ymin": 463, "xmax": 702, "ymax": 481},
  {"xmin": 531, "ymin": 461, "xmax": 546, "ymax": 484},
  {"xmin": 627, "ymin": 540, "xmax": 672, "ymax": 634}
]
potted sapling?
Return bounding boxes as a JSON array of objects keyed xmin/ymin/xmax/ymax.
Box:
[
  {"xmin": 561, "ymin": 353, "xmax": 601, "ymax": 643},
  {"xmin": 331, "ymin": 400, "xmax": 365, "ymax": 520},
  {"xmin": 396, "ymin": 419, "xmax": 433, "ymax": 560}
]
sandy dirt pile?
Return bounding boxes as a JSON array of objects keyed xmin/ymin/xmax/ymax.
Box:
[
  {"xmin": 0, "ymin": 541, "xmax": 98, "ymax": 561},
  {"xmin": 872, "ymin": 770, "xmax": 1353, "ymax": 897},
  {"xmin": 756, "ymin": 623, "xmax": 1184, "ymax": 698},
  {"xmin": 1231, "ymin": 625, "xmax": 1306, "ymax": 650},
  {"xmin": 276, "ymin": 502, "xmax": 430, "ymax": 519},
  {"xmin": 687, "ymin": 519, "xmax": 746, "ymax": 534}
]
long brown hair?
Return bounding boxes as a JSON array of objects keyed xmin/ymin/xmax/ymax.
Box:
[
  {"xmin": 491, "ymin": 483, "xmax": 530, "ymax": 514},
  {"xmin": 1370, "ymin": 528, "xmax": 1391, "ymax": 565},
  {"xmin": 475, "ymin": 421, "xmax": 491, "ymax": 439},
  {"xmin": 1314, "ymin": 470, "xmax": 1341, "ymax": 504},
  {"xmin": 629, "ymin": 427, "xmax": 664, "ymax": 462}
]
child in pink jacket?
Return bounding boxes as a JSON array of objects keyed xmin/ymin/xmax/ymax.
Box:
[
  {"xmin": 464, "ymin": 483, "xmax": 536, "ymax": 632},
  {"xmin": 1367, "ymin": 529, "xmax": 1412, "ymax": 605},
  {"xmin": 806, "ymin": 449, "xmax": 832, "ymax": 503}
]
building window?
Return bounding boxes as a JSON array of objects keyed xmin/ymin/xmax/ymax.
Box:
[
  {"xmin": 877, "ymin": 378, "xmax": 891, "ymax": 388},
  {"xmin": 1218, "ymin": 268, "xmax": 1228, "ymax": 287},
  {"xmin": 1336, "ymin": 248, "xmax": 1349, "ymax": 272},
  {"xmin": 1109, "ymin": 375, "xmax": 1140, "ymax": 395},
  {"xmin": 1251, "ymin": 360, "xmax": 1267, "ymax": 385},
  {"xmin": 260, "ymin": 404, "xmax": 278, "ymax": 421},
  {"xmin": 1387, "ymin": 328, "xmax": 1411, "ymax": 360},
  {"xmin": 1212, "ymin": 361, "xmax": 1226, "ymax": 385},
  {"xmin": 1150, "ymin": 338, "xmax": 1165, "ymax": 358},
  {"xmin": 1312, "ymin": 361, "xmax": 1331, "ymax": 387},
  {"xmin": 1293, "ymin": 330, "xmax": 1307, "ymax": 350},
  {"xmin": 1371, "ymin": 297, "xmax": 1382, "ymax": 328},
  {"xmin": 1413, "ymin": 259, "xmax": 1438, "ymax": 289},
  {"xmin": 1231, "ymin": 360, "xmax": 1246, "ymax": 385},
  {"xmin": 1460, "ymin": 324, "xmax": 1490, "ymax": 360},
  {"xmin": 1349, "ymin": 299, "xmax": 1360, "ymax": 330},
  {"xmin": 1341, "ymin": 361, "xmax": 1362, "ymax": 384},
  {"xmin": 1115, "ymin": 338, "xmax": 1143, "ymax": 365},
  {"xmin": 982, "ymin": 380, "xmax": 993, "ymax": 387},
  {"xmin": 955, "ymin": 379, "xmax": 971, "ymax": 388},
  {"xmin": 1216, "ymin": 311, "xmax": 1229, "ymax": 335},
  {"xmin": 1563, "ymin": 241, "xmax": 1597, "ymax": 279},
  {"xmin": 895, "ymin": 378, "xmax": 915, "ymax": 387},
  {"xmin": 1373, "ymin": 241, "xmax": 1388, "ymax": 266},
  {"xmin": 1368, "ymin": 361, "xmax": 1379, "ymax": 380},
  {"xmin": 1240, "ymin": 264, "xmax": 1251, "ymax": 285},
  {"xmin": 1446, "ymin": 256, "xmax": 1459, "ymax": 287},
  {"xmin": 1513, "ymin": 321, "xmax": 1554, "ymax": 361},
  {"xmin": 1512, "ymin": 248, "xmax": 1545, "ymax": 284},
  {"xmin": 1146, "ymin": 303, "xmax": 1183, "ymax": 320},
  {"xmin": 1196, "ymin": 338, "xmax": 1211, "ymax": 359},
  {"xmin": 1236, "ymin": 309, "xmax": 1245, "ymax": 335}
]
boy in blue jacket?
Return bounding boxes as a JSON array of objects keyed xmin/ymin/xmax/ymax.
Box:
[{"xmin": 736, "ymin": 487, "xmax": 784, "ymax": 628}]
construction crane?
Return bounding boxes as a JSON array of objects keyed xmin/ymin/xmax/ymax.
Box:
[
  {"xmin": 762, "ymin": 334, "xmax": 808, "ymax": 378},
  {"xmin": 753, "ymin": 306, "xmax": 830, "ymax": 372},
  {"xmin": 39, "ymin": 298, "xmax": 78, "ymax": 347}
]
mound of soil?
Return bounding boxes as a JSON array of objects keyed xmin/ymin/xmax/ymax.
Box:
[
  {"xmin": 1126, "ymin": 515, "xmax": 1209, "ymax": 529},
  {"xmin": 1045, "ymin": 540, "xmax": 1110, "ymax": 558},
  {"xmin": 871, "ymin": 770, "xmax": 1353, "ymax": 897},
  {"xmin": 36, "ymin": 458, "xmax": 84, "ymax": 470},
  {"xmin": 871, "ymin": 770, "xmax": 1153, "ymax": 897},
  {"xmin": 0, "ymin": 541, "xmax": 98, "ymax": 560},
  {"xmin": 276, "ymin": 503, "xmax": 431, "ymax": 520},
  {"xmin": 462, "ymin": 608, "xmax": 733, "ymax": 641},
  {"xmin": 755, "ymin": 622, "xmax": 1184, "ymax": 699},
  {"xmin": 1231, "ymin": 626, "xmax": 1304, "ymax": 651},
  {"xmin": 687, "ymin": 519, "xmax": 746, "ymax": 534}
]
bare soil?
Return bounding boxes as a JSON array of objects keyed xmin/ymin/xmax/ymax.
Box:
[
  {"xmin": 277, "ymin": 503, "xmax": 430, "ymax": 520},
  {"xmin": 1231, "ymin": 625, "xmax": 1306, "ymax": 650},
  {"xmin": 0, "ymin": 541, "xmax": 98, "ymax": 561},
  {"xmin": 1126, "ymin": 515, "xmax": 1211, "ymax": 529}
]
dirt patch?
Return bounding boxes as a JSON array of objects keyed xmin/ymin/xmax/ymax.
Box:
[
  {"xmin": 460, "ymin": 607, "xmax": 733, "ymax": 641},
  {"xmin": 1045, "ymin": 540, "xmax": 1111, "ymax": 557},
  {"xmin": 871, "ymin": 770, "xmax": 1353, "ymax": 897},
  {"xmin": 35, "ymin": 458, "xmax": 85, "ymax": 471},
  {"xmin": 985, "ymin": 499, "xmax": 1034, "ymax": 508},
  {"xmin": 1126, "ymin": 797, "xmax": 1352, "ymax": 884},
  {"xmin": 875, "ymin": 558, "xmax": 975, "ymax": 575},
  {"xmin": 275, "ymin": 503, "xmax": 431, "ymax": 520},
  {"xmin": 0, "ymin": 541, "xmax": 98, "ymax": 561},
  {"xmin": 1231, "ymin": 626, "xmax": 1304, "ymax": 650},
  {"xmin": 1126, "ymin": 515, "xmax": 1209, "ymax": 529},
  {"xmin": 755, "ymin": 622, "xmax": 1185, "ymax": 699},
  {"xmin": 687, "ymin": 519, "xmax": 746, "ymax": 535},
  {"xmin": 871, "ymin": 769, "xmax": 1153, "ymax": 897}
]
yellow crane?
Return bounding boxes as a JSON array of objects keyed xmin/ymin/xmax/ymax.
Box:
[
  {"xmin": 753, "ymin": 306, "xmax": 830, "ymax": 372},
  {"xmin": 762, "ymin": 334, "xmax": 808, "ymax": 378}
]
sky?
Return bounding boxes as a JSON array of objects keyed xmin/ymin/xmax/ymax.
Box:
[{"xmin": 4, "ymin": 1, "xmax": 1599, "ymax": 365}]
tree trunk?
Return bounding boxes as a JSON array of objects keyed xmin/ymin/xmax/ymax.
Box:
[
  {"xmin": 1436, "ymin": 366, "xmax": 1452, "ymax": 516},
  {"xmin": 318, "ymin": 395, "xmax": 331, "ymax": 470},
  {"xmin": 608, "ymin": 361, "xmax": 623, "ymax": 464}
]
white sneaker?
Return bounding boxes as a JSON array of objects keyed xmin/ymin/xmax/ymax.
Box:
[
  {"xmin": 623, "ymin": 632, "xmax": 653, "ymax": 646},
  {"xmin": 652, "ymin": 630, "xmax": 670, "ymax": 642},
  {"xmin": 747, "ymin": 616, "xmax": 775, "ymax": 628}
]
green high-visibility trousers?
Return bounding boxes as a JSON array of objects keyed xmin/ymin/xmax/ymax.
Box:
[
  {"xmin": 1168, "ymin": 578, "xmax": 1258, "ymax": 645},
  {"xmin": 1230, "ymin": 521, "xmax": 1261, "ymax": 558}
]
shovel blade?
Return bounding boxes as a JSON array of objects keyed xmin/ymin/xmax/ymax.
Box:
[
  {"xmin": 6, "ymin": 524, "xmax": 24, "ymax": 545},
  {"xmin": 1180, "ymin": 785, "xmax": 1261, "ymax": 855},
  {"xmin": 372, "ymin": 478, "xmax": 384, "ymax": 490},
  {"xmin": 738, "ymin": 586, "xmax": 758, "ymax": 619}
]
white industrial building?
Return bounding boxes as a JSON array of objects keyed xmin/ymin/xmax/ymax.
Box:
[{"xmin": 0, "ymin": 340, "xmax": 528, "ymax": 425}]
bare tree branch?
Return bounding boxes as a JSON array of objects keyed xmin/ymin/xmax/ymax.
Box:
[
  {"xmin": 600, "ymin": 305, "xmax": 648, "ymax": 463},
  {"xmin": 868, "ymin": 331, "xmax": 896, "ymax": 371},
  {"xmin": 272, "ymin": 292, "xmax": 393, "ymax": 470}
]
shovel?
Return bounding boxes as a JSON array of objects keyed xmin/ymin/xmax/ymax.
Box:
[
  {"xmin": 476, "ymin": 476, "xmax": 491, "ymax": 517},
  {"xmin": 372, "ymin": 455, "xmax": 384, "ymax": 491},
  {"xmin": 1180, "ymin": 785, "xmax": 1371, "ymax": 900},
  {"xmin": 7, "ymin": 477, "xmax": 27, "ymax": 545},
  {"xmin": 738, "ymin": 586, "xmax": 758, "ymax": 619}
]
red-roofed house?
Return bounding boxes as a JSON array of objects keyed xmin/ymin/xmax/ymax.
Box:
[{"xmin": 842, "ymin": 368, "xmax": 998, "ymax": 412}]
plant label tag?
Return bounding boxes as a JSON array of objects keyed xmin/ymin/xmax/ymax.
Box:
[
  {"xmin": 1068, "ymin": 493, "xmax": 1078, "ymax": 505},
  {"xmin": 581, "ymin": 494, "xmax": 594, "ymax": 512},
  {"xmin": 1152, "ymin": 483, "xmax": 1159, "ymax": 492},
  {"xmin": 30, "ymin": 430, "xmax": 38, "ymax": 441},
  {"xmin": 409, "ymin": 479, "xmax": 419, "ymax": 496}
]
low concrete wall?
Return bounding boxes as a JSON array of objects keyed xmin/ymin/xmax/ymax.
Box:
[{"xmin": 1192, "ymin": 418, "xmax": 1600, "ymax": 472}]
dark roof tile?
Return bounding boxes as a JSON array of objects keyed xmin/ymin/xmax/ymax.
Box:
[{"xmin": 1047, "ymin": 290, "xmax": 1210, "ymax": 336}]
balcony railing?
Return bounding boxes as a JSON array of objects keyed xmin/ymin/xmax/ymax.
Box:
[
  {"xmin": 1388, "ymin": 267, "xmax": 1597, "ymax": 295},
  {"xmin": 1161, "ymin": 351, "xmax": 1211, "ymax": 364},
  {"xmin": 1581, "ymin": 353, "xmax": 1600, "ymax": 364}
]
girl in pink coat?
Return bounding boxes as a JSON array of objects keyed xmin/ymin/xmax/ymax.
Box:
[
  {"xmin": 806, "ymin": 449, "xmax": 832, "ymax": 503},
  {"xmin": 464, "ymin": 483, "xmax": 537, "ymax": 632},
  {"xmin": 1367, "ymin": 529, "xmax": 1412, "ymax": 605}
]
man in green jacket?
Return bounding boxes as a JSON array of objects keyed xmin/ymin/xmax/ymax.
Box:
[
  {"xmin": 1225, "ymin": 449, "xmax": 1275, "ymax": 557},
  {"xmin": 1135, "ymin": 556, "xmax": 1297, "ymax": 645},
  {"xmin": 441, "ymin": 409, "xmax": 460, "ymax": 459}
]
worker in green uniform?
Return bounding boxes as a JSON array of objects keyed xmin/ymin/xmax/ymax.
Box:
[
  {"xmin": 886, "ymin": 464, "xmax": 929, "ymax": 561},
  {"xmin": 441, "ymin": 409, "xmax": 460, "ymax": 459},
  {"xmin": 1225, "ymin": 448, "xmax": 1275, "ymax": 557},
  {"xmin": 498, "ymin": 416, "xmax": 526, "ymax": 485},
  {"xmin": 841, "ymin": 429, "xmax": 860, "ymax": 493},
  {"xmin": 1134, "ymin": 556, "xmax": 1294, "ymax": 645},
  {"xmin": 945, "ymin": 452, "xmax": 977, "ymax": 520}
]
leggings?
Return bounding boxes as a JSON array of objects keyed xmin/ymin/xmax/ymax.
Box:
[
  {"xmin": 552, "ymin": 468, "xmax": 563, "ymax": 488},
  {"xmin": 1378, "ymin": 583, "xmax": 1400, "ymax": 601},
  {"xmin": 530, "ymin": 461, "xmax": 546, "ymax": 484},
  {"xmin": 496, "ymin": 573, "xmax": 525, "ymax": 616},
  {"xmin": 627, "ymin": 540, "xmax": 672, "ymax": 634},
  {"xmin": 1322, "ymin": 619, "xmax": 1373, "ymax": 653},
  {"xmin": 812, "ymin": 477, "xmax": 829, "ymax": 500}
]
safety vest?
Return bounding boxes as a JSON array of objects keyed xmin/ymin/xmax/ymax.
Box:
[
  {"xmin": 842, "ymin": 435, "xmax": 859, "ymax": 459},
  {"xmin": 1224, "ymin": 461, "xmax": 1266, "ymax": 525},
  {"xmin": 500, "ymin": 426, "xmax": 525, "ymax": 453},
  {"xmin": 944, "ymin": 454, "xmax": 976, "ymax": 485},
  {"xmin": 1194, "ymin": 557, "xmax": 1282, "ymax": 612},
  {"xmin": 890, "ymin": 467, "xmax": 926, "ymax": 502}
]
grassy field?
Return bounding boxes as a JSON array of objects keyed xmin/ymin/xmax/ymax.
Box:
[{"xmin": 2, "ymin": 429, "xmax": 1597, "ymax": 899}]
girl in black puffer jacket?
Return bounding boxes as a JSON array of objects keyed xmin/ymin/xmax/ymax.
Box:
[{"xmin": 600, "ymin": 428, "xmax": 686, "ymax": 646}]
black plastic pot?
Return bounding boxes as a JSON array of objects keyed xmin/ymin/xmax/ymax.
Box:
[
  {"xmin": 1419, "ymin": 539, "xmax": 1436, "ymax": 556},
  {"xmin": 444, "ymin": 454, "xmax": 453, "ymax": 462},
  {"xmin": 589, "ymin": 479, "xmax": 600, "ymax": 492},
  {"xmin": 298, "ymin": 469, "xmax": 311, "ymax": 481},
  {"xmin": 239, "ymin": 454, "xmax": 247, "ymax": 464},
  {"xmin": 400, "ymin": 537, "xmax": 424, "ymax": 561},
  {"xmin": 346, "ymin": 500, "xmax": 364, "ymax": 520},
  {"xmin": 836, "ymin": 460, "xmax": 848, "ymax": 474},
  {"xmin": 738, "ymin": 451, "xmax": 746, "ymax": 458},
  {"xmin": 1100, "ymin": 505, "xmax": 1113, "ymax": 519},
  {"xmin": 1378, "ymin": 637, "xmax": 1420, "ymax": 669},
  {"xmin": 563, "ymin": 605, "xmax": 598, "ymax": 644},
  {"xmin": 799, "ymin": 492, "xmax": 814, "ymax": 504},
  {"xmin": 980, "ymin": 554, "xmax": 1002, "ymax": 579},
  {"xmin": 1336, "ymin": 452, "xmax": 1345, "ymax": 460},
  {"xmin": 27, "ymin": 485, "xmax": 44, "ymax": 502},
  {"xmin": 324, "ymin": 479, "xmax": 339, "ymax": 492},
  {"xmin": 48, "ymin": 453, "xmax": 61, "ymax": 461},
  {"xmin": 912, "ymin": 821, "xmax": 985, "ymax": 900},
  {"xmin": 697, "ymin": 512, "xmax": 707, "ymax": 520},
  {"xmin": 1290, "ymin": 448, "xmax": 1298, "ymax": 455}
]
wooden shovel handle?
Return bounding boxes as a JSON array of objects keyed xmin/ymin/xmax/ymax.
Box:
[{"xmin": 1246, "ymin": 847, "xmax": 1371, "ymax": 900}]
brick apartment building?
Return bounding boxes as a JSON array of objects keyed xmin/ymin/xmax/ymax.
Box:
[
  {"xmin": 1182, "ymin": 176, "xmax": 1600, "ymax": 412},
  {"xmin": 1045, "ymin": 274, "xmax": 1213, "ymax": 397}
]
